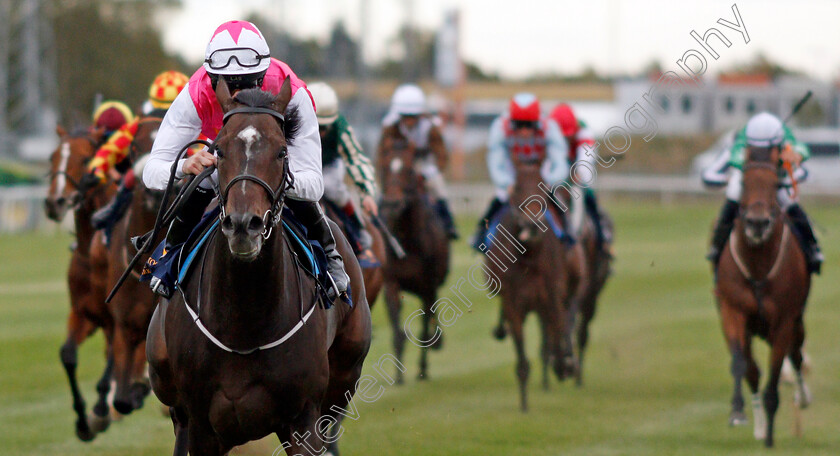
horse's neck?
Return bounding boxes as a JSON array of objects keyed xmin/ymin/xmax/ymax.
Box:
[
  {"xmin": 73, "ymin": 199, "xmax": 97, "ymax": 252},
  {"xmin": 734, "ymin": 218, "xmax": 785, "ymax": 279},
  {"xmin": 204, "ymin": 231, "xmax": 299, "ymax": 341}
]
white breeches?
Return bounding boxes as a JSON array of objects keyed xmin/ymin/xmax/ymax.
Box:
[{"xmin": 323, "ymin": 159, "xmax": 351, "ymax": 207}]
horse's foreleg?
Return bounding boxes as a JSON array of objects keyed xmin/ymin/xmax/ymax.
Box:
[
  {"xmin": 575, "ymin": 294, "xmax": 598, "ymax": 388},
  {"xmin": 789, "ymin": 318, "xmax": 811, "ymax": 409},
  {"xmin": 88, "ymin": 349, "xmax": 114, "ymax": 434},
  {"xmin": 384, "ymin": 281, "xmax": 405, "ymax": 385},
  {"xmin": 187, "ymin": 417, "xmax": 224, "ymax": 456},
  {"xmin": 719, "ymin": 303, "xmax": 748, "ymax": 426},
  {"xmin": 170, "ymin": 407, "xmax": 189, "ymax": 456},
  {"xmin": 60, "ymin": 310, "xmax": 97, "ymax": 441},
  {"xmin": 763, "ymin": 322, "xmax": 795, "ymax": 448},
  {"xmin": 417, "ymin": 298, "xmax": 433, "ymax": 380},
  {"xmin": 492, "ymin": 304, "xmax": 508, "ymax": 340},
  {"xmin": 110, "ymin": 324, "xmax": 138, "ymax": 415},
  {"xmin": 128, "ymin": 341, "xmax": 151, "ymax": 411},
  {"xmin": 281, "ymin": 407, "xmax": 328, "ymax": 456},
  {"xmin": 509, "ymin": 314, "xmax": 529, "ymax": 412}
]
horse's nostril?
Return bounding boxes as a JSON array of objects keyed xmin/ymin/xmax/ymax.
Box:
[
  {"xmin": 221, "ymin": 215, "xmax": 235, "ymax": 233},
  {"xmin": 56, "ymin": 197, "xmax": 66, "ymax": 206},
  {"xmin": 247, "ymin": 214, "xmax": 265, "ymax": 234}
]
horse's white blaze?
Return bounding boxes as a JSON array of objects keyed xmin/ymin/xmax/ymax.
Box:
[
  {"xmin": 237, "ymin": 126, "xmax": 261, "ymax": 196},
  {"xmin": 752, "ymin": 394, "xmax": 767, "ymax": 440},
  {"xmin": 390, "ymin": 158, "xmax": 403, "ymax": 173},
  {"xmin": 55, "ymin": 142, "xmax": 71, "ymax": 196}
]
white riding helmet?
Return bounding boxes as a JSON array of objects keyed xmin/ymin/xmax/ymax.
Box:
[
  {"xmin": 391, "ymin": 84, "xmax": 426, "ymax": 116},
  {"xmin": 309, "ymin": 82, "xmax": 339, "ymax": 126},
  {"xmin": 745, "ymin": 112, "xmax": 784, "ymax": 147},
  {"xmin": 204, "ymin": 20, "xmax": 271, "ymax": 75}
]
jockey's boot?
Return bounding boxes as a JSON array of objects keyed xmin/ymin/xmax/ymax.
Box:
[
  {"xmin": 91, "ymin": 184, "xmax": 133, "ymax": 245},
  {"xmin": 584, "ymin": 189, "xmax": 608, "ymax": 255},
  {"xmin": 707, "ymin": 199, "xmax": 739, "ymax": 265},
  {"xmin": 472, "ymin": 197, "xmax": 503, "ymax": 250},
  {"xmin": 290, "ymin": 200, "xmax": 350, "ymax": 301},
  {"xmin": 342, "ymin": 201, "xmax": 374, "ymax": 260},
  {"xmin": 786, "ymin": 204, "xmax": 823, "ymax": 274},
  {"xmin": 435, "ymin": 199, "xmax": 459, "ymax": 240}
]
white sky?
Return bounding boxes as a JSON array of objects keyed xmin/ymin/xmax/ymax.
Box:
[{"xmin": 158, "ymin": 0, "xmax": 840, "ymax": 80}]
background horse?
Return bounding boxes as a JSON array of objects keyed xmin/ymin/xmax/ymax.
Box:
[
  {"xmin": 715, "ymin": 147, "xmax": 811, "ymax": 447},
  {"xmin": 45, "ymin": 125, "xmax": 118, "ymax": 441},
  {"xmin": 146, "ymin": 79, "xmax": 371, "ymax": 456},
  {"xmin": 89, "ymin": 118, "xmax": 163, "ymax": 419},
  {"xmin": 489, "ymin": 158, "xmax": 577, "ymax": 411},
  {"xmin": 378, "ymin": 138, "xmax": 450, "ymax": 382},
  {"xmin": 558, "ymin": 188, "xmax": 614, "ymax": 386},
  {"xmin": 321, "ymin": 199, "xmax": 386, "ymax": 308}
]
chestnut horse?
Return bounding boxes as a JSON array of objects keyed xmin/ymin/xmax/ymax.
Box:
[
  {"xmin": 45, "ymin": 126, "xmax": 118, "ymax": 441},
  {"xmin": 489, "ymin": 159, "xmax": 577, "ymax": 411},
  {"xmin": 90, "ymin": 117, "xmax": 164, "ymax": 417},
  {"xmin": 147, "ymin": 79, "xmax": 371, "ymax": 456},
  {"xmin": 377, "ymin": 139, "xmax": 450, "ymax": 382},
  {"xmin": 715, "ymin": 147, "xmax": 811, "ymax": 447},
  {"xmin": 321, "ymin": 199, "xmax": 386, "ymax": 308}
]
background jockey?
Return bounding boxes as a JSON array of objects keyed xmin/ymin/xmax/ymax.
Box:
[
  {"xmin": 142, "ymin": 20, "xmax": 350, "ymax": 299},
  {"xmin": 377, "ymin": 84, "xmax": 459, "ymax": 239},
  {"xmin": 91, "ymin": 101, "xmax": 134, "ymax": 145},
  {"xmin": 550, "ymin": 103, "xmax": 611, "ymax": 255},
  {"xmin": 704, "ymin": 111, "xmax": 822, "ymax": 274},
  {"xmin": 472, "ymin": 92, "xmax": 569, "ymax": 248},
  {"xmin": 308, "ymin": 82, "xmax": 378, "ymax": 262},
  {"xmin": 77, "ymin": 71, "xmax": 190, "ymax": 243}
]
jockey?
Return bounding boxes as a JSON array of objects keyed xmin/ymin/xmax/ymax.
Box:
[
  {"xmin": 78, "ymin": 71, "xmax": 189, "ymax": 243},
  {"xmin": 472, "ymin": 93, "xmax": 569, "ymax": 248},
  {"xmin": 142, "ymin": 20, "xmax": 350, "ymax": 299},
  {"xmin": 308, "ymin": 82, "xmax": 379, "ymax": 262},
  {"xmin": 550, "ymin": 103, "xmax": 610, "ymax": 254},
  {"xmin": 377, "ymin": 84, "xmax": 459, "ymax": 239},
  {"xmin": 92, "ymin": 101, "xmax": 134, "ymax": 143},
  {"xmin": 705, "ymin": 111, "xmax": 823, "ymax": 273}
]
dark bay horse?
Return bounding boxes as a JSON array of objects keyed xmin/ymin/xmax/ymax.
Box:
[
  {"xmin": 489, "ymin": 160, "xmax": 577, "ymax": 411},
  {"xmin": 90, "ymin": 117, "xmax": 164, "ymax": 418},
  {"xmin": 147, "ymin": 78, "xmax": 371, "ymax": 456},
  {"xmin": 377, "ymin": 139, "xmax": 450, "ymax": 382},
  {"xmin": 321, "ymin": 199, "xmax": 386, "ymax": 308},
  {"xmin": 45, "ymin": 125, "xmax": 118, "ymax": 441},
  {"xmin": 715, "ymin": 147, "xmax": 811, "ymax": 447}
]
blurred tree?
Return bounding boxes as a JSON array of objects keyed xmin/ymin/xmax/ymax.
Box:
[
  {"xmin": 732, "ymin": 53, "xmax": 803, "ymax": 79},
  {"xmin": 324, "ymin": 21, "xmax": 359, "ymax": 78},
  {"xmin": 52, "ymin": 0, "xmax": 187, "ymax": 126},
  {"xmin": 245, "ymin": 14, "xmax": 324, "ymax": 77}
]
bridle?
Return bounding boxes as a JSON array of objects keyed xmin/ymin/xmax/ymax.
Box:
[
  {"xmin": 216, "ymin": 106, "xmax": 295, "ymax": 239},
  {"xmin": 739, "ymin": 161, "xmax": 782, "ymax": 220}
]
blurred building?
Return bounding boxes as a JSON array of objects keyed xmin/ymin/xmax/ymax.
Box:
[{"xmin": 616, "ymin": 73, "xmax": 840, "ymax": 134}]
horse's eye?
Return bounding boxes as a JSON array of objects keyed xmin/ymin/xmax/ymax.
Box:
[{"xmin": 278, "ymin": 147, "xmax": 288, "ymax": 159}]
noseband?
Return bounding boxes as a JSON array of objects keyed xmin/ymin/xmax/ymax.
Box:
[{"xmin": 216, "ymin": 106, "xmax": 295, "ymax": 239}]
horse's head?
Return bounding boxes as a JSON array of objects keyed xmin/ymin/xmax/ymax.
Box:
[
  {"xmin": 44, "ymin": 125, "xmax": 103, "ymax": 221},
  {"xmin": 508, "ymin": 159, "xmax": 546, "ymax": 244},
  {"xmin": 379, "ymin": 138, "xmax": 422, "ymax": 218},
  {"xmin": 215, "ymin": 77, "xmax": 297, "ymax": 260},
  {"xmin": 741, "ymin": 146, "xmax": 781, "ymax": 245},
  {"xmin": 130, "ymin": 118, "xmax": 166, "ymax": 212}
]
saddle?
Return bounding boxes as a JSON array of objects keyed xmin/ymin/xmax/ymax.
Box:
[{"xmin": 140, "ymin": 205, "xmax": 343, "ymax": 308}]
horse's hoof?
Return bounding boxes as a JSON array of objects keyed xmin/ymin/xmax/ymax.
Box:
[
  {"xmin": 728, "ymin": 411, "xmax": 748, "ymax": 427},
  {"xmin": 88, "ymin": 412, "xmax": 111, "ymax": 434},
  {"xmin": 795, "ymin": 385, "xmax": 812, "ymax": 409},
  {"xmin": 431, "ymin": 334, "xmax": 444, "ymax": 351},
  {"xmin": 417, "ymin": 372, "xmax": 429, "ymax": 381},
  {"xmin": 492, "ymin": 325, "xmax": 507, "ymax": 340},
  {"xmin": 112, "ymin": 399, "xmax": 134, "ymax": 416},
  {"xmin": 75, "ymin": 420, "xmax": 96, "ymax": 442}
]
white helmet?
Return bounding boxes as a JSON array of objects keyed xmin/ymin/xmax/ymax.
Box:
[
  {"xmin": 309, "ymin": 82, "xmax": 339, "ymax": 126},
  {"xmin": 204, "ymin": 20, "xmax": 271, "ymax": 75},
  {"xmin": 391, "ymin": 84, "xmax": 426, "ymax": 116},
  {"xmin": 745, "ymin": 112, "xmax": 784, "ymax": 147}
]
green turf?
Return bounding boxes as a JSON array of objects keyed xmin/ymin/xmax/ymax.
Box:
[{"xmin": 1, "ymin": 198, "xmax": 838, "ymax": 455}]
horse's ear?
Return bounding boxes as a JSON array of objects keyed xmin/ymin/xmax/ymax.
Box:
[
  {"xmin": 273, "ymin": 76, "xmax": 292, "ymax": 113},
  {"xmin": 215, "ymin": 77, "xmax": 235, "ymax": 113},
  {"xmin": 56, "ymin": 125, "xmax": 66, "ymax": 138}
]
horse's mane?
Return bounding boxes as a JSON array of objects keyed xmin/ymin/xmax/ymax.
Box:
[
  {"xmin": 746, "ymin": 146, "xmax": 775, "ymax": 163},
  {"xmin": 233, "ymin": 88, "xmax": 301, "ymax": 146}
]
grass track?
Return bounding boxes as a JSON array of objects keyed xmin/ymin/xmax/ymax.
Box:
[{"xmin": 0, "ymin": 197, "xmax": 838, "ymax": 455}]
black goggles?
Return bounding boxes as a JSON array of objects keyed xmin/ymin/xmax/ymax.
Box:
[
  {"xmin": 511, "ymin": 120, "xmax": 538, "ymax": 130},
  {"xmin": 205, "ymin": 47, "xmax": 269, "ymax": 70}
]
